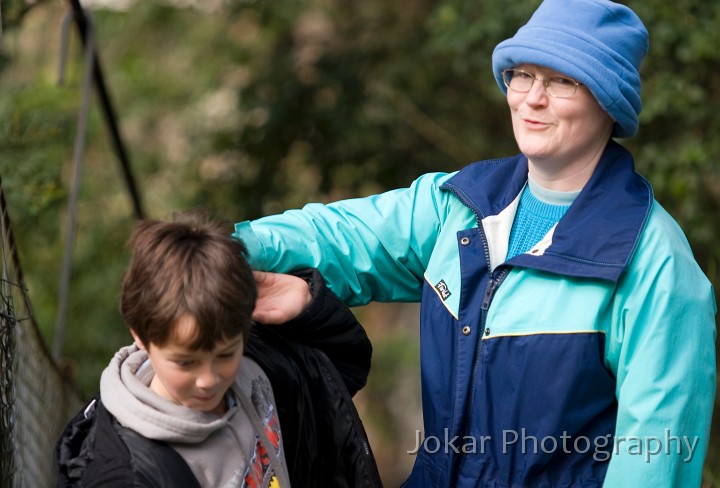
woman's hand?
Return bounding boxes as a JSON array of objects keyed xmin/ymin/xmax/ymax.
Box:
[{"xmin": 251, "ymin": 270, "xmax": 312, "ymax": 324}]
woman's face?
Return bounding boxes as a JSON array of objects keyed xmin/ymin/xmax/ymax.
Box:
[{"xmin": 507, "ymin": 64, "xmax": 613, "ymax": 185}]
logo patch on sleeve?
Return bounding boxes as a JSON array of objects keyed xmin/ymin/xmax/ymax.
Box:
[{"xmin": 435, "ymin": 280, "xmax": 451, "ymax": 301}]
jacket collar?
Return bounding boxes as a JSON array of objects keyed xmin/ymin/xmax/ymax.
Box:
[{"xmin": 441, "ymin": 140, "xmax": 653, "ymax": 282}]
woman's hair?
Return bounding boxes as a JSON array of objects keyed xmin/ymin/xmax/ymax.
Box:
[{"xmin": 120, "ymin": 211, "xmax": 256, "ymax": 350}]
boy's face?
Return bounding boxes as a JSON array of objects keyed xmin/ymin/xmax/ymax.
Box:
[{"xmin": 132, "ymin": 315, "xmax": 244, "ymax": 417}]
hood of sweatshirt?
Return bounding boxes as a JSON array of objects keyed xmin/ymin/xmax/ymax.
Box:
[{"xmin": 99, "ymin": 344, "xmax": 290, "ymax": 487}]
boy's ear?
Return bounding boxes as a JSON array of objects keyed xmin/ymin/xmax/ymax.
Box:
[{"xmin": 130, "ymin": 329, "xmax": 147, "ymax": 350}]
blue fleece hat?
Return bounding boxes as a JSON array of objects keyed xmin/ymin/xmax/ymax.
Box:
[{"xmin": 492, "ymin": 0, "xmax": 649, "ymax": 138}]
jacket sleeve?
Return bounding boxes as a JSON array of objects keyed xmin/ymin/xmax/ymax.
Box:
[
  {"xmin": 245, "ymin": 268, "xmax": 382, "ymax": 487},
  {"xmin": 267, "ymin": 268, "xmax": 372, "ymax": 396},
  {"xmin": 602, "ymin": 205, "xmax": 717, "ymax": 487},
  {"xmin": 233, "ymin": 171, "xmax": 456, "ymax": 306}
]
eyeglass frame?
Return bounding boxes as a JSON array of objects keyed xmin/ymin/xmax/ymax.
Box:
[{"xmin": 501, "ymin": 68, "xmax": 584, "ymax": 98}]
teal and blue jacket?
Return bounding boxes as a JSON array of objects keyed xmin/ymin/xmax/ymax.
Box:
[{"xmin": 234, "ymin": 140, "xmax": 716, "ymax": 487}]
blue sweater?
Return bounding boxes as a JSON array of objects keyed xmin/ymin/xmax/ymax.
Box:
[{"xmin": 506, "ymin": 180, "xmax": 579, "ymax": 260}]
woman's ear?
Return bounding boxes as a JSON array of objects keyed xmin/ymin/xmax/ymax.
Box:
[{"xmin": 130, "ymin": 329, "xmax": 147, "ymax": 350}]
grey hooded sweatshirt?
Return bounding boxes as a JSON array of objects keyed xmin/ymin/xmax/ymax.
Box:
[{"xmin": 100, "ymin": 344, "xmax": 290, "ymax": 488}]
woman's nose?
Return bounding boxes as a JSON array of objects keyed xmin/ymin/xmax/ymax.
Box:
[{"xmin": 524, "ymin": 79, "xmax": 549, "ymax": 105}]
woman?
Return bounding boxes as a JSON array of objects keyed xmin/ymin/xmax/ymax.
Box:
[{"xmin": 234, "ymin": 1, "xmax": 716, "ymax": 486}]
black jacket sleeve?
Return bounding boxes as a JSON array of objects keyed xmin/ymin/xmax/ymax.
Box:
[
  {"xmin": 245, "ymin": 268, "xmax": 382, "ymax": 488},
  {"xmin": 267, "ymin": 267, "xmax": 372, "ymax": 395}
]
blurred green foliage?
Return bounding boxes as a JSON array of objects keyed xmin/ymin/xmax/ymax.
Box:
[{"xmin": 1, "ymin": 0, "xmax": 719, "ymax": 485}]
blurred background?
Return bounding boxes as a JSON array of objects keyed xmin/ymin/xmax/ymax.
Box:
[{"xmin": 0, "ymin": 0, "xmax": 718, "ymax": 486}]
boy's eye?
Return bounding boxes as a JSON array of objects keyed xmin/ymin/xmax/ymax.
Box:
[
  {"xmin": 218, "ymin": 352, "xmax": 236, "ymax": 360},
  {"xmin": 174, "ymin": 359, "xmax": 195, "ymax": 367}
]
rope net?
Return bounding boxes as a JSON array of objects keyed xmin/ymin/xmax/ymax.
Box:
[{"xmin": 0, "ymin": 178, "xmax": 81, "ymax": 488}]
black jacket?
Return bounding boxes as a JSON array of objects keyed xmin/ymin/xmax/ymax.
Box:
[{"xmin": 54, "ymin": 269, "xmax": 382, "ymax": 487}]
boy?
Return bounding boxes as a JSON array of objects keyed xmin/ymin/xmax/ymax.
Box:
[{"xmin": 55, "ymin": 213, "xmax": 380, "ymax": 487}]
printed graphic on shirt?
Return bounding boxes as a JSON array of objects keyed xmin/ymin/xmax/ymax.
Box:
[
  {"xmin": 240, "ymin": 377, "xmax": 284, "ymax": 488},
  {"xmin": 250, "ymin": 377, "xmax": 274, "ymax": 421},
  {"xmin": 435, "ymin": 279, "xmax": 451, "ymax": 301},
  {"xmin": 242, "ymin": 436, "xmax": 277, "ymax": 488}
]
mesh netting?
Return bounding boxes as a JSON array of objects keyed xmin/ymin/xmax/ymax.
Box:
[{"xmin": 0, "ymin": 179, "xmax": 82, "ymax": 488}]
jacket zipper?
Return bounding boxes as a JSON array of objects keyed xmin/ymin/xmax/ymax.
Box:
[
  {"xmin": 481, "ymin": 270, "xmax": 504, "ymax": 312},
  {"xmin": 463, "ymin": 230, "xmax": 510, "ymax": 446},
  {"xmin": 442, "ymin": 184, "xmax": 511, "ymax": 465}
]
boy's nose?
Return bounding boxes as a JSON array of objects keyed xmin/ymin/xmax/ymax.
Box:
[{"xmin": 196, "ymin": 366, "xmax": 219, "ymax": 389}]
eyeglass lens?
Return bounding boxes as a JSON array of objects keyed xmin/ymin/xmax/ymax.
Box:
[{"xmin": 503, "ymin": 69, "xmax": 578, "ymax": 98}]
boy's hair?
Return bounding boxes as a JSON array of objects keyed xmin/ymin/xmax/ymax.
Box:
[{"xmin": 120, "ymin": 211, "xmax": 256, "ymax": 350}]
